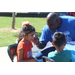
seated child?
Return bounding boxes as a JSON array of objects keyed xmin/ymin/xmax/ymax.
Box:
[
  {"xmin": 48, "ymin": 32, "xmax": 72, "ymax": 62},
  {"xmin": 17, "ymin": 24, "xmax": 37, "ymax": 62}
]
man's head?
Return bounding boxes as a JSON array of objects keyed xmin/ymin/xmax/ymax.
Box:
[{"xmin": 46, "ymin": 13, "xmax": 61, "ymax": 31}]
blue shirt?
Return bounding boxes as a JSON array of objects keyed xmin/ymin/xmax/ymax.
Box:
[
  {"xmin": 39, "ymin": 16, "xmax": 75, "ymax": 43},
  {"xmin": 60, "ymin": 12, "xmax": 67, "ymax": 15}
]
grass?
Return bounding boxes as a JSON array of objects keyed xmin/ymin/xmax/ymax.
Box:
[
  {"xmin": 0, "ymin": 31, "xmax": 19, "ymax": 47},
  {"xmin": 0, "ymin": 16, "xmax": 46, "ymax": 47}
]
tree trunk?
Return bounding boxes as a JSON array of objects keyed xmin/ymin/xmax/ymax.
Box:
[{"xmin": 11, "ymin": 12, "xmax": 15, "ymax": 29}]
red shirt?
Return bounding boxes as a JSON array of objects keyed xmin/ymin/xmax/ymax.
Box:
[{"xmin": 17, "ymin": 40, "xmax": 33, "ymax": 61}]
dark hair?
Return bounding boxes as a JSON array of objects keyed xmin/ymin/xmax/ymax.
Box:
[
  {"xmin": 21, "ymin": 25, "xmax": 35, "ymax": 35},
  {"xmin": 18, "ymin": 25, "xmax": 35, "ymax": 42},
  {"xmin": 53, "ymin": 32, "xmax": 66, "ymax": 47}
]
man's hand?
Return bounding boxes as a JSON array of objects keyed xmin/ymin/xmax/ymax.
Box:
[
  {"xmin": 32, "ymin": 35, "xmax": 46, "ymax": 49},
  {"xmin": 32, "ymin": 35, "xmax": 39, "ymax": 45}
]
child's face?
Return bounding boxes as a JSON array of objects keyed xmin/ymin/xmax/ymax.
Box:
[{"xmin": 25, "ymin": 31, "xmax": 35, "ymax": 42}]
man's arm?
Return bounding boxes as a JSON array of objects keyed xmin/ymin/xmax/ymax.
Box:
[
  {"xmin": 36, "ymin": 42, "xmax": 46, "ymax": 49},
  {"xmin": 32, "ymin": 35, "xmax": 46, "ymax": 49}
]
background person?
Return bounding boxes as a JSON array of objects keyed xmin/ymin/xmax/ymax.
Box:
[
  {"xmin": 67, "ymin": 12, "xmax": 75, "ymax": 17},
  {"xmin": 60, "ymin": 12, "xmax": 67, "ymax": 16}
]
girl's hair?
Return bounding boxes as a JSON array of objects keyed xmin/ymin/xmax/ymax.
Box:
[
  {"xmin": 21, "ymin": 25, "xmax": 35, "ymax": 35},
  {"xmin": 53, "ymin": 32, "xmax": 66, "ymax": 47},
  {"xmin": 18, "ymin": 25, "xmax": 35, "ymax": 42}
]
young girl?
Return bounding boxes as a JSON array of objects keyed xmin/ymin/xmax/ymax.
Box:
[{"xmin": 17, "ymin": 24, "xmax": 37, "ymax": 62}]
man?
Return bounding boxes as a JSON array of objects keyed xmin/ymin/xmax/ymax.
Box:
[{"xmin": 33, "ymin": 12, "xmax": 75, "ymax": 60}]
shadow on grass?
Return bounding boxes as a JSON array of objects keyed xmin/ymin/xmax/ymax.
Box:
[{"xmin": 14, "ymin": 32, "xmax": 41, "ymax": 37}]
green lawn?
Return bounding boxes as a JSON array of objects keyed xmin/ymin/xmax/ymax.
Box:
[{"xmin": 0, "ymin": 17, "xmax": 46, "ymax": 47}]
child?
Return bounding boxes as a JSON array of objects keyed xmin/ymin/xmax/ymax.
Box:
[
  {"xmin": 17, "ymin": 24, "xmax": 37, "ymax": 62},
  {"xmin": 48, "ymin": 32, "xmax": 72, "ymax": 62}
]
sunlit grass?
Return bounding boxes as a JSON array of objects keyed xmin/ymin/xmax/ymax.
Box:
[{"xmin": 0, "ymin": 17, "xmax": 46, "ymax": 47}]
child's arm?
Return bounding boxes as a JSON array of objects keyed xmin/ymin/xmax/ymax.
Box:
[{"xmin": 17, "ymin": 49, "xmax": 37, "ymax": 62}]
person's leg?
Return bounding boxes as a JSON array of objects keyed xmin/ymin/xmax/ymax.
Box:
[{"xmin": 35, "ymin": 46, "xmax": 56, "ymax": 59}]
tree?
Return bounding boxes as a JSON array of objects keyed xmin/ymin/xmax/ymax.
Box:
[{"xmin": 11, "ymin": 12, "xmax": 15, "ymax": 29}]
